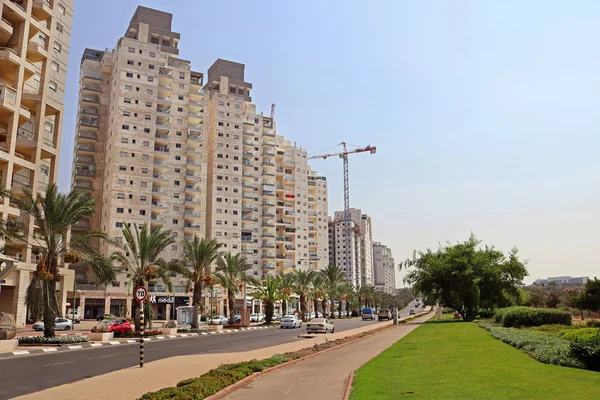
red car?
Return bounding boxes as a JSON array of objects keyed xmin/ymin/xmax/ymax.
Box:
[{"xmin": 108, "ymin": 318, "xmax": 132, "ymax": 335}]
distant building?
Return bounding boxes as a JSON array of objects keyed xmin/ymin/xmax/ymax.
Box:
[
  {"xmin": 373, "ymin": 242, "xmax": 395, "ymax": 294},
  {"xmin": 533, "ymin": 276, "xmax": 589, "ymax": 286}
]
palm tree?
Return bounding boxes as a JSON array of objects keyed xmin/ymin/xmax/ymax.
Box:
[
  {"xmin": 3, "ymin": 184, "xmax": 116, "ymax": 338},
  {"xmin": 183, "ymin": 236, "xmax": 223, "ymax": 329},
  {"xmin": 214, "ymin": 253, "xmax": 259, "ymax": 324},
  {"xmin": 292, "ymin": 269, "xmax": 316, "ymax": 321},
  {"xmin": 252, "ymin": 275, "xmax": 282, "ymax": 324},
  {"xmin": 277, "ymin": 272, "xmax": 295, "ymax": 316},
  {"xmin": 338, "ymin": 282, "xmax": 355, "ymax": 317},
  {"xmin": 112, "ymin": 223, "xmax": 184, "ymax": 331},
  {"xmin": 311, "ymin": 274, "xmax": 327, "ymax": 318},
  {"xmin": 321, "ymin": 265, "xmax": 345, "ymax": 319},
  {"xmin": 359, "ymin": 285, "xmax": 376, "ymax": 308}
]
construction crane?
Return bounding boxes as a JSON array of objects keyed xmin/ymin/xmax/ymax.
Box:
[{"xmin": 308, "ymin": 142, "xmax": 376, "ymax": 284}]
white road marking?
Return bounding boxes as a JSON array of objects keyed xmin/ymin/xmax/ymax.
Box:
[
  {"xmin": 167, "ymin": 335, "xmax": 177, "ymax": 338},
  {"xmin": 98, "ymin": 354, "xmax": 119, "ymax": 359},
  {"xmin": 42, "ymin": 348, "xmax": 58, "ymax": 353},
  {"xmin": 90, "ymin": 343, "xmax": 103, "ymax": 347},
  {"xmin": 68, "ymin": 345, "xmax": 82, "ymax": 350},
  {"xmin": 12, "ymin": 351, "xmax": 30, "ymax": 355},
  {"xmin": 108, "ymin": 341, "xmax": 120, "ymax": 345},
  {"xmin": 126, "ymin": 340, "xmax": 136, "ymax": 343},
  {"xmin": 156, "ymin": 336, "xmax": 166, "ymax": 339},
  {"xmin": 42, "ymin": 360, "xmax": 74, "ymax": 367}
]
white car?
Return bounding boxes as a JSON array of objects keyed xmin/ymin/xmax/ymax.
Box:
[
  {"xmin": 250, "ymin": 313, "xmax": 265, "ymax": 322},
  {"xmin": 306, "ymin": 318, "xmax": 334, "ymax": 334},
  {"xmin": 210, "ymin": 316, "xmax": 229, "ymax": 325},
  {"xmin": 280, "ymin": 315, "xmax": 302, "ymax": 329},
  {"xmin": 33, "ymin": 318, "xmax": 74, "ymax": 331}
]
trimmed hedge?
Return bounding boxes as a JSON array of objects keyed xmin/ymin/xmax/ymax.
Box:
[
  {"xmin": 19, "ymin": 335, "xmax": 89, "ymax": 345},
  {"xmin": 494, "ymin": 306, "xmax": 572, "ymax": 328},
  {"xmin": 570, "ymin": 334, "xmax": 600, "ymax": 371},
  {"xmin": 478, "ymin": 322, "xmax": 583, "ymax": 368}
]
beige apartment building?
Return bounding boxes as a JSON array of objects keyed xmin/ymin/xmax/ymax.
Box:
[
  {"xmin": 0, "ymin": 0, "xmax": 74, "ymax": 326},
  {"xmin": 69, "ymin": 6, "xmax": 328, "ymax": 319},
  {"xmin": 329, "ymin": 208, "xmax": 374, "ymax": 287},
  {"xmin": 373, "ymin": 242, "xmax": 395, "ymax": 294}
]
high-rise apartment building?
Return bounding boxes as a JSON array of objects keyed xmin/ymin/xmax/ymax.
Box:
[
  {"xmin": 329, "ymin": 208, "xmax": 374, "ymax": 287},
  {"xmin": 69, "ymin": 6, "xmax": 328, "ymax": 319},
  {"xmin": 373, "ymin": 242, "xmax": 395, "ymax": 294},
  {"xmin": 328, "ymin": 218, "xmax": 361, "ymax": 287},
  {"xmin": 0, "ymin": 0, "xmax": 74, "ymax": 325}
]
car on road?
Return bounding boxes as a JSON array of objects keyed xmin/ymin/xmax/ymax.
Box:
[
  {"xmin": 107, "ymin": 318, "xmax": 131, "ymax": 335},
  {"xmin": 67, "ymin": 310, "xmax": 81, "ymax": 324},
  {"xmin": 361, "ymin": 308, "xmax": 376, "ymax": 321},
  {"xmin": 377, "ymin": 309, "xmax": 392, "ymax": 321},
  {"xmin": 280, "ymin": 315, "xmax": 302, "ymax": 329},
  {"xmin": 409, "ymin": 309, "xmax": 416, "ymax": 315},
  {"xmin": 306, "ymin": 318, "xmax": 334, "ymax": 334},
  {"xmin": 96, "ymin": 313, "xmax": 117, "ymax": 321},
  {"xmin": 210, "ymin": 316, "xmax": 229, "ymax": 325},
  {"xmin": 33, "ymin": 318, "xmax": 73, "ymax": 331}
]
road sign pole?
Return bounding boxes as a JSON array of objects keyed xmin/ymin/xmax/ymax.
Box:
[{"xmin": 134, "ymin": 286, "xmax": 148, "ymax": 368}]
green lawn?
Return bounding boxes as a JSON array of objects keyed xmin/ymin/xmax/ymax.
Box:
[{"xmin": 350, "ymin": 320, "xmax": 600, "ymax": 399}]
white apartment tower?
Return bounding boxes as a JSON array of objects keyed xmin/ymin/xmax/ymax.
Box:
[
  {"xmin": 0, "ymin": 0, "xmax": 74, "ymax": 325},
  {"xmin": 69, "ymin": 6, "xmax": 328, "ymax": 318},
  {"xmin": 373, "ymin": 242, "xmax": 395, "ymax": 294},
  {"xmin": 330, "ymin": 208, "xmax": 374, "ymax": 286}
]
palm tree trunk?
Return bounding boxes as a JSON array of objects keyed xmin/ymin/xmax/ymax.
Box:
[
  {"xmin": 191, "ymin": 281, "xmax": 202, "ymax": 329},
  {"xmin": 330, "ymin": 298, "xmax": 335, "ymax": 319},
  {"xmin": 313, "ymin": 298, "xmax": 319, "ymax": 318},
  {"xmin": 338, "ymin": 298, "xmax": 342, "ymax": 318},
  {"xmin": 321, "ymin": 298, "xmax": 327, "ymax": 318},
  {"xmin": 282, "ymin": 299, "xmax": 287, "ymax": 316},
  {"xmin": 228, "ymin": 289, "xmax": 235, "ymax": 324},
  {"xmin": 300, "ymin": 294, "xmax": 306, "ymax": 321},
  {"xmin": 265, "ymin": 301, "xmax": 274, "ymax": 324},
  {"xmin": 346, "ymin": 299, "xmax": 350, "ymax": 317},
  {"xmin": 43, "ymin": 280, "xmax": 57, "ymax": 338}
]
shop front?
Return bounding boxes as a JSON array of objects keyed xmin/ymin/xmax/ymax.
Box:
[{"xmin": 149, "ymin": 295, "xmax": 190, "ymax": 320}]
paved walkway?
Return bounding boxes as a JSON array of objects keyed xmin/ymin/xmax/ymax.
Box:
[
  {"xmin": 15, "ymin": 319, "xmax": 402, "ymax": 400},
  {"xmin": 222, "ymin": 312, "xmax": 434, "ymax": 400}
]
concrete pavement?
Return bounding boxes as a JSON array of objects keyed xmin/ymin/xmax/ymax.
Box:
[
  {"xmin": 13, "ymin": 318, "xmax": 394, "ymax": 400},
  {"xmin": 222, "ymin": 311, "xmax": 434, "ymax": 400}
]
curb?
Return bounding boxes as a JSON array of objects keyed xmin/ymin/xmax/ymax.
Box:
[
  {"xmin": 343, "ymin": 371, "xmax": 355, "ymax": 400},
  {"xmin": 0, "ymin": 325, "xmax": 279, "ymax": 360},
  {"xmin": 205, "ymin": 324, "xmax": 395, "ymax": 400}
]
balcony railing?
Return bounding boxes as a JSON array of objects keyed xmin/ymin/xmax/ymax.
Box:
[
  {"xmin": 154, "ymin": 146, "xmax": 169, "ymax": 153},
  {"xmin": 81, "ymin": 95, "xmax": 99, "ymax": 103},
  {"xmin": 83, "ymin": 71, "xmax": 102, "ymax": 80},
  {"xmin": 77, "ymin": 144, "xmax": 95, "ymax": 152},
  {"xmin": 79, "ymin": 117, "xmax": 98, "ymax": 127}
]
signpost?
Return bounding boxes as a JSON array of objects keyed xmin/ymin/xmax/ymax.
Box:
[{"xmin": 134, "ymin": 286, "xmax": 147, "ymax": 368}]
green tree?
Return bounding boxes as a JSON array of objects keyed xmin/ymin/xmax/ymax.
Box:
[
  {"xmin": 214, "ymin": 253, "xmax": 258, "ymax": 324},
  {"xmin": 276, "ymin": 272, "xmax": 295, "ymax": 316},
  {"xmin": 358, "ymin": 285, "xmax": 376, "ymax": 308},
  {"xmin": 580, "ymin": 278, "xmax": 600, "ymax": 313},
  {"xmin": 311, "ymin": 274, "xmax": 327, "ymax": 318},
  {"xmin": 183, "ymin": 236, "xmax": 223, "ymax": 329},
  {"xmin": 404, "ymin": 234, "xmax": 528, "ymax": 321},
  {"xmin": 112, "ymin": 223, "xmax": 184, "ymax": 330},
  {"xmin": 293, "ymin": 269, "xmax": 315, "ymax": 321},
  {"xmin": 252, "ymin": 275, "xmax": 282, "ymax": 324},
  {"xmin": 337, "ymin": 282, "xmax": 354, "ymax": 317},
  {"xmin": 321, "ymin": 265, "xmax": 345, "ymax": 319},
  {"xmin": 6, "ymin": 185, "xmax": 116, "ymax": 338}
]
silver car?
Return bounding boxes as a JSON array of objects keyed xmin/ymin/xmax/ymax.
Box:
[
  {"xmin": 280, "ymin": 315, "xmax": 302, "ymax": 329},
  {"xmin": 33, "ymin": 318, "xmax": 74, "ymax": 331},
  {"xmin": 306, "ymin": 318, "xmax": 334, "ymax": 334}
]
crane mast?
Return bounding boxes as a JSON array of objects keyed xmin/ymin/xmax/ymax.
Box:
[{"xmin": 308, "ymin": 142, "xmax": 376, "ymax": 285}]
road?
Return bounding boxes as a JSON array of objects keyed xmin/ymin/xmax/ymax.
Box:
[{"xmin": 0, "ymin": 317, "xmax": 379, "ymax": 399}]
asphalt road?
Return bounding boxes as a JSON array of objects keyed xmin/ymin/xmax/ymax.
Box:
[{"xmin": 0, "ymin": 317, "xmax": 380, "ymax": 399}]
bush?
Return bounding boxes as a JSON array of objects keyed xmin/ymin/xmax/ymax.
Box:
[
  {"xmin": 114, "ymin": 329, "xmax": 162, "ymax": 338},
  {"xmin": 495, "ymin": 306, "xmax": 572, "ymax": 328},
  {"xmin": 585, "ymin": 320, "xmax": 600, "ymax": 328},
  {"xmin": 19, "ymin": 335, "xmax": 89, "ymax": 345},
  {"xmin": 561, "ymin": 328, "xmax": 600, "ymax": 341},
  {"xmin": 570, "ymin": 334, "xmax": 600, "ymax": 371},
  {"xmin": 478, "ymin": 322, "xmax": 583, "ymax": 368}
]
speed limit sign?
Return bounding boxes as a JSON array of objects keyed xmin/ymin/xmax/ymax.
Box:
[{"xmin": 134, "ymin": 286, "xmax": 147, "ymax": 303}]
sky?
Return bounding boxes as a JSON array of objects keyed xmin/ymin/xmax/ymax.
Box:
[{"xmin": 58, "ymin": 1, "xmax": 600, "ymax": 287}]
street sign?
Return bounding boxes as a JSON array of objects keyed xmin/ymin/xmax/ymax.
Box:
[{"xmin": 134, "ymin": 286, "xmax": 147, "ymax": 303}]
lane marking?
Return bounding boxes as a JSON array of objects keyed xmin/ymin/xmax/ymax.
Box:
[
  {"xmin": 98, "ymin": 354, "xmax": 119, "ymax": 359},
  {"xmin": 42, "ymin": 360, "xmax": 75, "ymax": 367}
]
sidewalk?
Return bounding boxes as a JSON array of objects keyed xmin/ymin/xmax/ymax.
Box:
[
  {"xmin": 15, "ymin": 319, "xmax": 400, "ymax": 400},
  {"xmin": 221, "ymin": 312, "xmax": 434, "ymax": 400}
]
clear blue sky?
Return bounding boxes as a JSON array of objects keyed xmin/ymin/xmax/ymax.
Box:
[{"xmin": 59, "ymin": 1, "xmax": 600, "ymax": 286}]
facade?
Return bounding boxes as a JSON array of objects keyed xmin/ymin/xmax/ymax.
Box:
[
  {"xmin": 330, "ymin": 208, "xmax": 374, "ymax": 286},
  {"xmin": 0, "ymin": 0, "xmax": 75, "ymax": 325},
  {"xmin": 373, "ymin": 242, "xmax": 395, "ymax": 294},
  {"xmin": 328, "ymin": 219, "xmax": 361, "ymax": 287},
  {"xmin": 69, "ymin": 6, "xmax": 328, "ymax": 319},
  {"xmin": 533, "ymin": 276, "xmax": 589, "ymax": 286}
]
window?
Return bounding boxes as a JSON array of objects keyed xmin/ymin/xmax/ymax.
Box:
[
  {"xmin": 121, "ymin": 138, "xmax": 129, "ymax": 144},
  {"xmin": 145, "ymin": 115, "xmax": 151, "ymax": 120},
  {"xmin": 141, "ymin": 168, "xmax": 148, "ymax": 173},
  {"xmin": 56, "ymin": 22, "xmax": 63, "ymax": 33},
  {"xmin": 218, "ymin": 122, "xmax": 224, "ymax": 126},
  {"xmin": 179, "ymin": 84, "xmax": 184, "ymax": 89},
  {"xmin": 149, "ymin": 65, "xmax": 155, "ymax": 70},
  {"xmin": 123, "ymin": 111, "xmax": 131, "ymax": 117},
  {"xmin": 178, "ymin": 95, "xmax": 184, "ymax": 101},
  {"xmin": 144, "ymin": 128, "xmax": 150, "ymax": 133},
  {"xmin": 124, "ymin": 98, "xmax": 131, "ymax": 104},
  {"xmin": 116, "ymin": 208, "xmax": 124, "ymax": 214},
  {"xmin": 53, "ymin": 42, "xmax": 61, "ymax": 53},
  {"xmin": 127, "ymin": 60, "xmax": 134, "ymax": 65},
  {"xmin": 235, "ymin": 104, "xmax": 240, "ymax": 109},
  {"xmin": 126, "ymin": 72, "xmax": 133, "ymax": 78},
  {"xmin": 48, "ymin": 81, "xmax": 57, "ymax": 92},
  {"xmin": 174, "ymin": 180, "xmax": 180, "ymax": 186},
  {"xmin": 141, "ymin": 182, "xmax": 148, "ymax": 188},
  {"xmin": 119, "ymin": 152, "xmax": 127, "ymax": 158},
  {"xmin": 172, "ymin": 219, "xmax": 178, "ymax": 224},
  {"xmin": 128, "ymin": 47, "xmax": 135, "ymax": 53},
  {"xmin": 219, "ymin": 101, "xmax": 225, "ymax": 106},
  {"xmin": 171, "ymin": 245, "xmax": 177, "ymax": 251},
  {"xmin": 179, "ymin": 72, "xmax": 185, "ymax": 79},
  {"xmin": 140, "ymin": 196, "xmax": 147, "ymax": 201},
  {"xmin": 117, "ymin": 193, "xmax": 125, "ymax": 199},
  {"xmin": 122, "ymin": 124, "xmax": 129, "ymax": 130},
  {"xmin": 143, "ymin": 141, "xmax": 149, "ymax": 147},
  {"xmin": 146, "ymin": 102, "xmax": 152, "ymax": 108},
  {"xmin": 58, "ymin": 3, "xmax": 66, "ymax": 15},
  {"xmin": 140, "ymin": 210, "xmax": 146, "ymax": 216},
  {"xmin": 149, "ymin": 52, "xmax": 155, "ymax": 57},
  {"xmin": 51, "ymin": 61, "xmax": 59, "ymax": 72},
  {"xmin": 116, "ymin": 222, "xmax": 123, "ymax": 228},
  {"xmin": 175, "ymin": 143, "xmax": 182, "ymax": 148},
  {"xmin": 146, "ymin": 89, "xmax": 153, "ymax": 94},
  {"xmin": 142, "ymin": 154, "xmax": 149, "ymax": 161},
  {"xmin": 147, "ymin": 76, "xmax": 154, "ymax": 82},
  {"xmin": 119, "ymin": 165, "xmax": 126, "ymax": 171},
  {"xmin": 177, "ymin": 107, "xmax": 183, "ymax": 112}
]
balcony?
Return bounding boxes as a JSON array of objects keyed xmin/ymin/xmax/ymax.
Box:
[
  {"xmin": 263, "ymin": 150, "xmax": 275, "ymax": 157},
  {"xmin": 74, "ymin": 169, "xmax": 95, "ymax": 178},
  {"xmin": 262, "ymin": 191, "xmax": 275, "ymax": 197},
  {"xmin": 154, "ymin": 145, "xmax": 169, "ymax": 153},
  {"xmin": 32, "ymin": 0, "xmax": 53, "ymax": 21},
  {"xmin": 184, "ymin": 210, "xmax": 201, "ymax": 217},
  {"xmin": 156, "ymin": 120, "xmax": 170, "ymax": 128},
  {"xmin": 262, "ymin": 263, "xmax": 275, "ymax": 270},
  {"xmin": 82, "ymin": 84, "xmax": 101, "ymax": 92},
  {"xmin": 262, "ymin": 253, "xmax": 276, "ymax": 260},
  {"xmin": 76, "ymin": 156, "xmax": 95, "ymax": 164},
  {"xmin": 73, "ymin": 180, "xmax": 92, "ymax": 189},
  {"xmin": 151, "ymin": 214, "xmax": 166, "ymax": 223},
  {"xmin": 262, "ymin": 221, "xmax": 275, "ymax": 227},
  {"xmin": 284, "ymin": 245, "xmax": 296, "ymax": 251},
  {"xmin": 242, "ymin": 161, "xmax": 253, "ymax": 167},
  {"xmin": 152, "ymin": 186, "xmax": 168, "ymax": 194},
  {"xmin": 186, "ymin": 172, "xmax": 201, "ymax": 178},
  {"xmin": 155, "ymin": 133, "xmax": 169, "ymax": 140},
  {"xmin": 157, "ymin": 107, "xmax": 170, "ymax": 115},
  {"xmin": 263, "ymin": 161, "xmax": 275, "ymax": 167},
  {"xmin": 72, "ymin": 220, "xmax": 91, "ymax": 230},
  {"xmin": 262, "ymin": 231, "xmax": 275, "ymax": 238},
  {"xmin": 157, "ymin": 96, "xmax": 171, "ymax": 104},
  {"xmin": 0, "ymin": 84, "xmax": 17, "ymax": 110},
  {"xmin": 188, "ymin": 134, "xmax": 201, "ymax": 142},
  {"xmin": 187, "ymin": 159, "xmax": 202, "ymax": 167},
  {"xmin": 184, "ymin": 223, "xmax": 202, "ymax": 230},
  {"xmin": 76, "ymin": 143, "xmax": 95, "ymax": 153},
  {"xmin": 151, "ymin": 200, "xmax": 167, "ymax": 208},
  {"xmin": 263, "ymin": 201, "xmax": 275, "ymax": 207},
  {"xmin": 83, "ymin": 72, "xmax": 102, "ymax": 81},
  {"xmin": 263, "ymin": 170, "xmax": 275, "ymax": 177},
  {"xmin": 82, "ymin": 95, "xmax": 99, "ymax": 104},
  {"xmin": 185, "ymin": 185, "xmax": 201, "ymax": 192},
  {"xmin": 185, "ymin": 197, "xmax": 200, "ymax": 204},
  {"xmin": 80, "ymin": 107, "xmax": 98, "ymax": 116},
  {"xmin": 26, "ymin": 41, "xmax": 48, "ymax": 62},
  {"xmin": 264, "ymin": 130, "xmax": 275, "ymax": 137},
  {"xmin": 0, "ymin": 19, "xmax": 13, "ymax": 47},
  {"xmin": 152, "ymin": 173, "xmax": 168, "ymax": 182}
]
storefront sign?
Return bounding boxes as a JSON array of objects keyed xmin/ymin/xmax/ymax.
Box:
[{"xmin": 149, "ymin": 295, "xmax": 190, "ymax": 306}]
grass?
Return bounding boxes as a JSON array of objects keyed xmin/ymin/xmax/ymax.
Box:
[{"xmin": 350, "ymin": 320, "xmax": 600, "ymax": 400}]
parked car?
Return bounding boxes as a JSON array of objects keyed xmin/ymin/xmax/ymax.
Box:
[
  {"xmin": 107, "ymin": 318, "xmax": 131, "ymax": 335},
  {"xmin": 234, "ymin": 315, "xmax": 242, "ymax": 324},
  {"xmin": 361, "ymin": 308, "xmax": 376, "ymax": 321},
  {"xmin": 409, "ymin": 309, "xmax": 416, "ymax": 316},
  {"xmin": 306, "ymin": 318, "xmax": 334, "ymax": 334},
  {"xmin": 280, "ymin": 315, "xmax": 302, "ymax": 329},
  {"xmin": 273, "ymin": 314, "xmax": 283, "ymax": 321},
  {"xmin": 250, "ymin": 313, "xmax": 264, "ymax": 322},
  {"xmin": 377, "ymin": 309, "xmax": 392, "ymax": 321},
  {"xmin": 67, "ymin": 310, "xmax": 81, "ymax": 324},
  {"xmin": 33, "ymin": 318, "xmax": 73, "ymax": 331},
  {"xmin": 258, "ymin": 313, "xmax": 265, "ymax": 322},
  {"xmin": 308, "ymin": 311, "xmax": 324, "ymax": 319},
  {"xmin": 96, "ymin": 313, "xmax": 117, "ymax": 321},
  {"xmin": 210, "ymin": 316, "xmax": 229, "ymax": 325}
]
